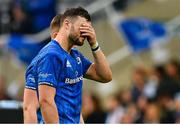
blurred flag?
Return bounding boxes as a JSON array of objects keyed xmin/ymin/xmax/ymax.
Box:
[
  {"xmin": 118, "ymin": 17, "xmax": 167, "ymax": 53},
  {"xmin": 7, "ymin": 34, "xmax": 49, "ymax": 65}
]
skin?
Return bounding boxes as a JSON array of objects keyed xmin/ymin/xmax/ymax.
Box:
[
  {"xmin": 24, "ymin": 15, "xmax": 112, "ymax": 124},
  {"xmin": 55, "ymin": 16, "xmax": 112, "ymax": 82},
  {"xmin": 39, "ymin": 85, "xmax": 59, "ymax": 123},
  {"xmin": 23, "ymin": 89, "xmax": 39, "ymax": 123},
  {"xmin": 50, "ymin": 27, "xmax": 59, "ymax": 39}
]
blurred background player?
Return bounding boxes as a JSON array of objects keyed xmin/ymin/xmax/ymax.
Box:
[{"xmin": 50, "ymin": 14, "xmax": 62, "ymax": 39}]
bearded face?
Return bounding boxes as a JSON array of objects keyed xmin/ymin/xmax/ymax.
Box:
[
  {"xmin": 67, "ymin": 16, "xmax": 90, "ymax": 46},
  {"xmin": 68, "ymin": 24, "xmax": 86, "ymax": 46}
]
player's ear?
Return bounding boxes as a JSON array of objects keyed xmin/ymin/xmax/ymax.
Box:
[
  {"xmin": 51, "ymin": 32, "xmax": 58, "ymax": 39},
  {"xmin": 63, "ymin": 19, "xmax": 71, "ymax": 30}
]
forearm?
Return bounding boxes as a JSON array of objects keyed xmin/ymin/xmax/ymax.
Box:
[
  {"xmin": 40, "ymin": 100, "xmax": 59, "ymax": 123},
  {"xmin": 80, "ymin": 23, "xmax": 112, "ymax": 82},
  {"xmin": 23, "ymin": 107, "xmax": 38, "ymax": 123},
  {"xmin": 92, "ymin": 45, "xmax": 112, "ymax": 82}
]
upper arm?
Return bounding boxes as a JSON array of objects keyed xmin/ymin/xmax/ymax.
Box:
[
  {"xmin": 38, "ymin": 85, "xmax": 56, "ymax": 104},
  {"xmin": 38, "ymin": 85, "xmax": 59, "ymax": 123}
]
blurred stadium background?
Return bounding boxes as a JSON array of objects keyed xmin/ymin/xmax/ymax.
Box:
[{"xmin": 0, "ymin": 0, "xmax": 180, "ymax": 123}]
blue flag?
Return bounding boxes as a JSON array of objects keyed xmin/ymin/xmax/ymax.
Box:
[
  {"xmin": 119, "ymin": 17, "xmax": 167, "ymax": 53},
  {"xmin": 7, "ymin": 34, "xmax": 49, "ymax": 65}
]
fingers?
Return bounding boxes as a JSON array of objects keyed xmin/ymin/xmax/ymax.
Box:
[
  {"xmin": 81, "ymin": 32, "xmax": 92, "ymax": 37},
  {"xmin": 80, "ymin": 23, "xmax": 93, "ymax": 30},
  {"xmin": 80, "ymin": 26, "xmax": 93, "ymax": 32},
  {"xmin": 80, "ymin": 28, "xmax": 94, "ymax": 37},
  {"xmin": 80, "ymin": 24, "xmax": 94, "ymax": 36},
  {"xmin": 80, "ymin": 29, "xmax": 93, "ymax": 34},
  {"xmin": 81, "ymin": 23, "xmax": 92, "ymax": 27},
  {"xmin": 80, "ymin": 26, "xmax": 94, "ymax": 37},
  {"xmin": 80, "ymin": 23, "xmax": 96, "ymax": 43}
]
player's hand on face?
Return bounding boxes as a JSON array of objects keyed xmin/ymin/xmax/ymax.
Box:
[{"xmin": 80, "ymin": 23, "xmax": 97, "ymax": 46}]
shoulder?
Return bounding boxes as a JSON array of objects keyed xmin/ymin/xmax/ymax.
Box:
[
  {"xmin": 40, "ymin": 52, "xmax": 62, "ymax": 63},
  {"xmin": 71, "ymin": 47, "xmax": 83, "ymax": 56}
]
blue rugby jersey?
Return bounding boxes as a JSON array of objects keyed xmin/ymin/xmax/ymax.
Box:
[{"xmin": 25, "ymin": 40, "xmax": 92, "ymax": 123}]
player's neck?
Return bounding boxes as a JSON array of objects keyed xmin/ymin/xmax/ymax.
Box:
[{"xmin": 54, "ymin": 32, "xmax": 73, "ymax": 54}]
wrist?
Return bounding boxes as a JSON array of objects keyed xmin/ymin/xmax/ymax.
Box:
[
  {"xmin": 91, "ymin": 42, "xmax": 98, "ymax": 49},
  {"xmin": 91, "ymin": 41, "xmax": 100, "ymax": 52}
]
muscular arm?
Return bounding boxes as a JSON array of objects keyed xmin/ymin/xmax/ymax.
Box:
[
  {"xmin": 23, "ymin": 88, "xmax": 39, "ymax": 123},
  {"xmin": 38, "ymin": 85, "xmax": 59, "ymax": 123},
  {"xmin": 85, "ymin": 50, "xmax": 112, "ymax": 83},
  {"xmin": 80, "ymin": 23, "xmax": 112, "ymax": 83}
]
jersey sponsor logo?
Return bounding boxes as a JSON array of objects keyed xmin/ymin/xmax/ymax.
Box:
[
  {"xmin": 65, "ymin": 75, "xmax": 83, "ymax": 84},
  {"xmin": 39, "ymin": 73, "xmax": 52, "ymax": 78},
  {"xmin": 66, "ymin": 60, "xmax": 72, "ymax": 67},
  {"xmin": 76, "ymin": 57, "xmax": 81, "ymax": 64}
]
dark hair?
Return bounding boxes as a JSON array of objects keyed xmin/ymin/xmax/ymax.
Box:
[
  {"xmin": 168, "ymin": 59, "xmax": 180, "ymax": 74},
  {"xmin": 61, "ymin": 7, "xmax": 91, "ymax": 25},
  {"xmin": 154, "ymin": 65, "xmax": 167, "ymax": 79},
  {"xmin": 50, "ymin": 14, "xmax": 62, "ymax": 31}
]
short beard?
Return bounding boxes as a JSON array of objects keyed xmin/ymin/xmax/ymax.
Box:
[
  {"xmin": 68, "ymin": 25, "xmax": 84, "ymax": 46},
  {"xmin": 68, "ymin": 34, "xmax": 84, "ymax": 46}
]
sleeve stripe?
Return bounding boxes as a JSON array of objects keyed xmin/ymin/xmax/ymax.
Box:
[
  {"xmin": 38, "ymin": 82, "xmax": 56, "ymax": 88},
  {"xmin": 25, "ymin": 86, "xmax": 37, "ymax": 90},
  {"xmin": 83, "ymin": 63, "xmax": 93, "ymax": 76}
]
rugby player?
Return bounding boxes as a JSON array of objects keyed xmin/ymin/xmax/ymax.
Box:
[{"xmin": 24, "ymin": 7, "xmax": 112, "ymax": 123}]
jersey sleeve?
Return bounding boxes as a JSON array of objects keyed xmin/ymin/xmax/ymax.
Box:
[
  {"xmin": 79, "ymin": 52, "xmax": 92, "ymax": 76},
  {"xmin": 25, "ymin": 72, "xmax": 37, "ymax": 90},
  {"xmin": 37, "ymin": 54, "xmax": 61, "ymax": 88}
]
